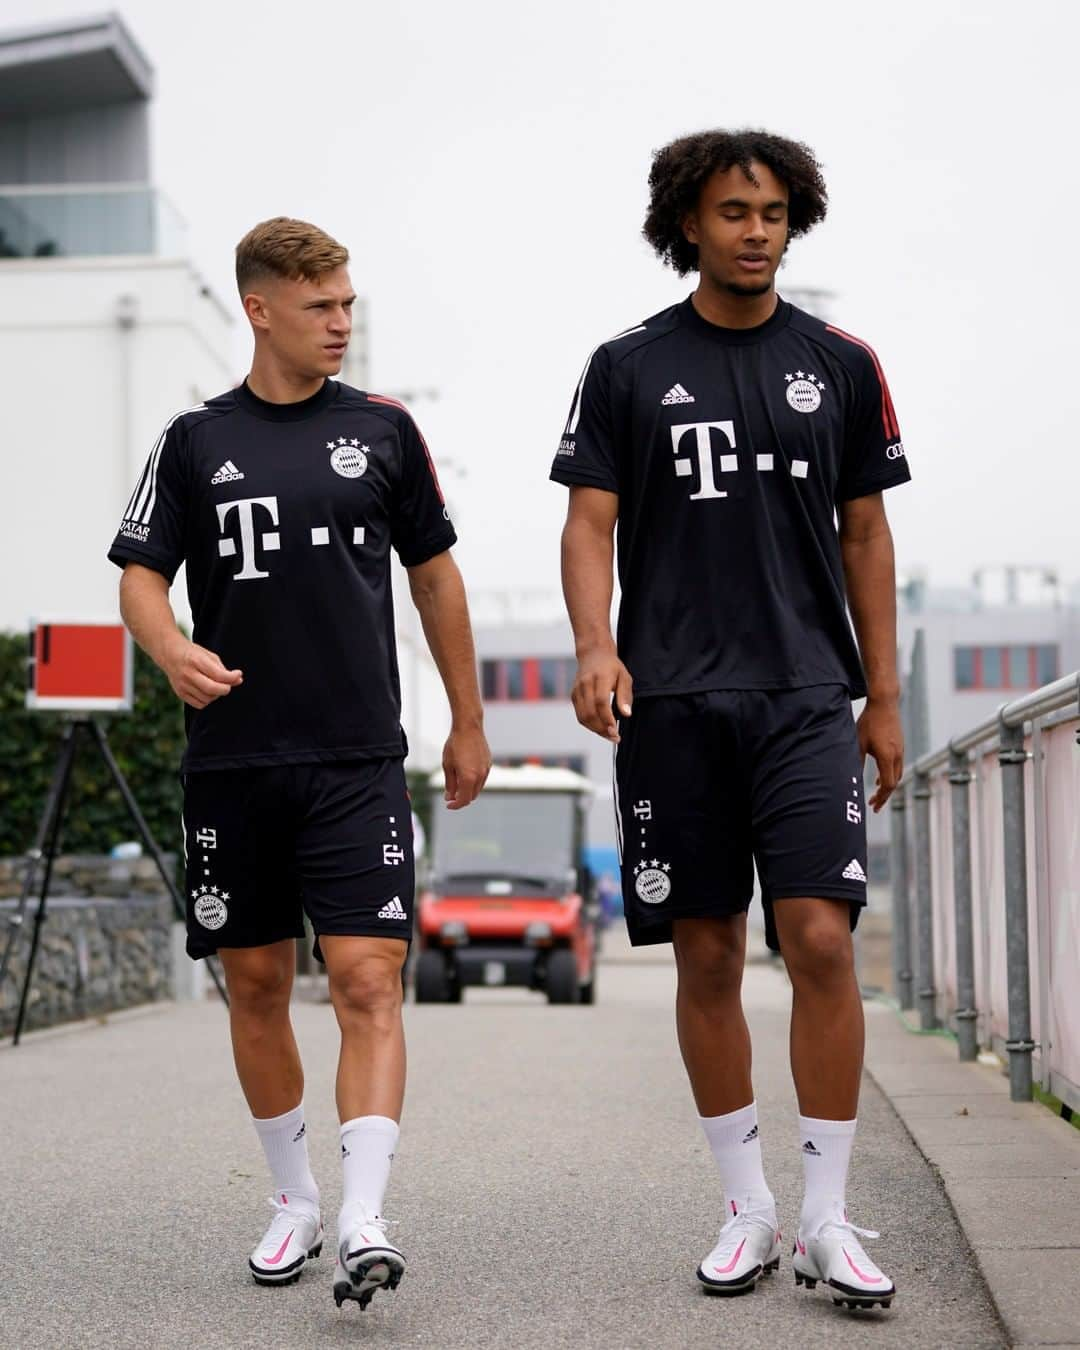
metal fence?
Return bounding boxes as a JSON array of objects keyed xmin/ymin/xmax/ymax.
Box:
[{"xmin": 890, "ymin": 672, "xmax": 1080, "ymax": 1104}]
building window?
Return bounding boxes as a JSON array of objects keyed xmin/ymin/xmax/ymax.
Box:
[
  {"xmin": 480, "ymin": 656, "xmax": 578, "ymax": 702},
  {"xmin": 505, "ymin": 659, "xmax": 525, "ymax": 700},
  {"xmin": 954, "ymin": 647, "xmax": 977, "ymax": 690},
  {"xmin": 953, "ymin": 644, "xmax": 1059, "ymax": 691},
  {"xmin": 982, "ymin": 646, "xmax": 1004, "ymax": 688},
  {"xmin": 1035, "ymin": 643, "xmax": 1059, "ymax": 685}
]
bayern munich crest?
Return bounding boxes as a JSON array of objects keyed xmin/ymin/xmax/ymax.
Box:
[
  {"xmin": 192, "ymin": 884, "xmax": 229, "ymax": 930},
  {"xmin": 328, "ymin": 436, "xmax": 369, "ymax": 478},
  {"xmin": 784, "ymin": 371, "xmax": 825, "ymax": 414},
  {"xmin": 633, "ymin": 859, "xmax": 672, "ymax": 905}
]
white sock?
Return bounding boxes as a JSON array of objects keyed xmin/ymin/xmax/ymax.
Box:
[
  {"xmin": 699, "ymin": 1101, "xmax": 775, "ymax": 1216},
  {"xmin": 252, "ymin": 1102, "xmax": 319, "ymax": 1211},
  {"xmin": 798, "ymin": 1114, "xmax": 856, "ymax": 1236},
  {"xmin": 339, "ymin": 1115, "xmax": 399, "ymax": 1227}
]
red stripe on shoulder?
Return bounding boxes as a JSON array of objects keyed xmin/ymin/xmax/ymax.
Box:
[
  {"xmin": 825, "ymin": 324, "xmax": 900, "ymax": 440},
  {"xmin": 367, "ymin": 393, "xmax": 445, "ymax": 504}
]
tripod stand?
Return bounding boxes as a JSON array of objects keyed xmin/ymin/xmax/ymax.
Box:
[{"xmin": 0, "ymin": 717, "xmax": 228, "ymax": 1045}]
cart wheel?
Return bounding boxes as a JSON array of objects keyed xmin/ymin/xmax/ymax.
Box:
[
  {"xmin": 546, "ymin": 949, "xmax": 580, "ymax": 1004},
  {"xmin": 414, "ymin": 950, "xmax": 451, "ymax": 1003}
]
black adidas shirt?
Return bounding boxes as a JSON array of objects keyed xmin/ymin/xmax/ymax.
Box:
[
  {"xmin": 549, "ymin": 296, "xmax": 911, "ymax": 699},
  {"xmin": 108, "ymin": 379, "xmax": 455, "ymax": 771}
]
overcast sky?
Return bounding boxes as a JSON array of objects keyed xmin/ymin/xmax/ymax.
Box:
[{"xmin": 13, "ymin": 0, "xmax": 1080, "ymax": 600}]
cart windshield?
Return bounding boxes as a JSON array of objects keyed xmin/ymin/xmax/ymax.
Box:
[{"xmin": 433, "ymin": 791, "xmax": 577, "ymax": 889}]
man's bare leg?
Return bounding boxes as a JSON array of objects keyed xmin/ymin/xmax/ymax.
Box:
[
  {"xmin": 219, "ymin": 940, "xmax": 322, "ymax": 1282},
  {"xmin": 674, "ymin": 914, "xmax": 779, "ymax": 1291},
  {"xmin": 219, "ymin": 940, "xmax": 303, "ymax": 1116},
  {"xmin": 673, "ymin": 915, "xmax": 752, "ymax": 1116},
  {"xmin": 772, "ymin": 897, "xmax": 864, "ymax": 1242},
  {"xmin": 320, "ymin": 934, "xmax": 409, "ymax": 1304},
  {"xmin": 772, "ymin": 897, "xmax": 863, "ymax": 1120},
  {"xmin": 320, "ymin": 934, "xmax": 407, "ymax": 1123}
]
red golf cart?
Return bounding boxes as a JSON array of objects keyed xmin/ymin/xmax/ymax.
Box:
[{"xmin": 413, "ymin": 765, "xmax": 598, "ymax": 1004}]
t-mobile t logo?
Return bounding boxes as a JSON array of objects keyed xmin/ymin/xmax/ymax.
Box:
[
  {"xmin": 217, "ymin": 496, "xmax": 280, "ymax": 580},
  {"xmin": 671, "ymin": 421, "xmax": 737, "ymax": 500}
]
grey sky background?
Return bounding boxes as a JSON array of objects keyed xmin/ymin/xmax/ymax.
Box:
[{"xmin": 14, "ymin": 0, "xmax": 1079, "ymax": 596}]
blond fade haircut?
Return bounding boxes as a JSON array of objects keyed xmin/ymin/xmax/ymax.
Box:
[{"xmin": 235, "ymin": 217, "xmax": 349, "ymax": 295}]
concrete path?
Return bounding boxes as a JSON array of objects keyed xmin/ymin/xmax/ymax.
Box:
[
  {"xmin": 865, "ymin": 1001, "xmax": 1080, "ymax": 1348},
  {"xmin": 1, "ymin": 938, "xmax": 1007, "ymax": 1349}
]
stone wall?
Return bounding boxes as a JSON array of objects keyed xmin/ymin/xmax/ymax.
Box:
[{"xmin": 0, "ymin": 855, "xmax": 176, "ymax": 1035}]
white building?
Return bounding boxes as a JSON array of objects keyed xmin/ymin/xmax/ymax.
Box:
[
  {"xmin": 897, "ymin": 567, "xmax": 1080, "ymax": 756},
  {"xmin": 0, "ymin": 14, "xmax": 448, "ymax": 769},
  {"xmin": 0, "ymin": 15, "xmax": 233, "ymax": 633}
]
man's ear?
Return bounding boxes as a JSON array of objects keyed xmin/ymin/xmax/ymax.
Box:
[
  {"xmin": 681, "ymin": 210, "xmax": 700, "ymax": 246},
  {"xmin": 243, "ymin": 291, "xmax": 270, "ymax": 331}
]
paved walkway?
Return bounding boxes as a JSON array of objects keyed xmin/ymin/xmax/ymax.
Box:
[
  {"xmin": 865, "ymin": 1001, "xmax": 1080, "ymax": 1348},
  {"xmin": 0, "ymin": 935, "xmax": 1025, "ymax": 1348}
]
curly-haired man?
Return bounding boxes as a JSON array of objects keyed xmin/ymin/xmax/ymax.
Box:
[{"xmin": 551, "ymin": 130, "xmax": 908, "ymax": 1308}]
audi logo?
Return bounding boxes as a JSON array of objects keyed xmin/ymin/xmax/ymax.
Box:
[{"xmin": 886, "ymin": 442, "xmax": 906, "ymax": 460}]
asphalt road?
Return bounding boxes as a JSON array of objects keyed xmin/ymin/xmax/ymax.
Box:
[{"xmin": 0, "ymin": 941, "xmax": 1005, "ymax": 1349}]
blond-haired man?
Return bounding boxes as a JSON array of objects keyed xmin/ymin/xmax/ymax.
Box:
[{"xmin": 108, "ymin": 217, "xmax": 490, "ymax": 1310}]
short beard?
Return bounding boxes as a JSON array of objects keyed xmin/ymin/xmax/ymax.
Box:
[{"xmin": 720, "ymin": 279, "xmax": 774, "ymax": 297}]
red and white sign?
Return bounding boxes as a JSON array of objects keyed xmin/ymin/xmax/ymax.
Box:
[{"xmin": 26, "ymin": 619, "xmax": 133, "ymax": 712}]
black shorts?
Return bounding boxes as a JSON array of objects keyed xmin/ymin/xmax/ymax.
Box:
[
  {"xmin": 181, "ymin": 760, "xmax": 414, "ymax": 960},
  {"xmin": 614, "ymin": 686, "xmax": 867, "ymax": 952}
]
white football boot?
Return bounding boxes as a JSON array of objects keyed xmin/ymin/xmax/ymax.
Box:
[
  {"xmin": 697, "ymin": 1201, "xmax": 782, "ymax": 1296},
  {"xmin": 249, "ymin": 1193, "xmax": 324, "ymax": 1286},
  {"xmin": 333, "ymin": 1209, "xmax": 406, "ymax": 1311},
  {"xmin": 792, "ymin": 1212, "xmax": 896, "ymax": 1310}
]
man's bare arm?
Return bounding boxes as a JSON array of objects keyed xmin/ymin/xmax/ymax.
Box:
[
  {"xmin": 839, "ymin": 492, "xmax": 904, "ymax": 810},
  {"xmin": 406, "ymin": 550, "xmax": 491, "ymax": 810},
  {"xmin": 560, "ymin": 486, "xmax": 632, "ymax": 742},
  {"xmin": 119, "ymin": 563, "xmax": 242, "ymax": 710}
]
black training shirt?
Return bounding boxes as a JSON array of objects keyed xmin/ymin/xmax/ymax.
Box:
[
  {"xmin": 549, "ymin": 296, "xmax": 911, "ymax": 699},
  {"xmin": 108, "ymin": 379, "xmax": 455, "ymax": 771}
]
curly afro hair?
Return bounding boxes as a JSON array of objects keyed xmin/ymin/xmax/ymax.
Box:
[{"xmin": 643, "ymin": 129, "xmax": 828, "ymax": 277}]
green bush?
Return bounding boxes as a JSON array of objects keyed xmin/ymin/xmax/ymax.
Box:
[{"xmin": 0, "ymin": 632, "xmax": 185, "ymax": 860}]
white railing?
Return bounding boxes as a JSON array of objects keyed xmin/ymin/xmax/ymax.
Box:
[{"xmin": 890, "ymin": 673, "xmax": 1080, "ymax": 1104}]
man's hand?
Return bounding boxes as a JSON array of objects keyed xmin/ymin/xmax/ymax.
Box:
[
  {"xmin": 572, "ymin": 645, "xmax": 633, "ymax": 742},
  {"xmin": 162, "ymin": 634, "xmax": 243, "ymax": 710},
  {"xmin": 857, "ymin": 695, "xmax": 904, "ymax": 811},
  {"xmin": 443, "ymin": 723, "xmax": 491, "ymax": 810}
]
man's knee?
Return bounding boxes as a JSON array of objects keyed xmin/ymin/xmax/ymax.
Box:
[
  {"xmin": 779, "ymin": 902, "xmax": 854, "ymax": 982},
  {"xmin": 329, "ymin": 949, "xmax": 405, "ymax": 1021},
  {"xmin": 674, "ymin": 916, "xmax": 746, "ymax": 995},
  {"xmin": 223, "ymin": 946, "xmax": 293, "ymax": 1016}
]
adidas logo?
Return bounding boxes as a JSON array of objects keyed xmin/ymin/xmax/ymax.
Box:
[
  {"xmin": 661, "ymin": 383, "xmax": 695, "ymax": 405},
  {"xmin": 842, "ymin": 858, "xmax": 867, "ymax": 882},
  {"xmin": 211, "ymin": 460, "xmax": 244, "ymax": 484},
  {"xmin": 742, "ymin": 1124, "xmax": 759, "ymax": 1143},
  {"xmin": 802, "ymin": 1139, "xmax": 821, "ymax": 1156},
  {"xmin": 377, "ymin": 896, "xmax": 408, "ymax": 921}
]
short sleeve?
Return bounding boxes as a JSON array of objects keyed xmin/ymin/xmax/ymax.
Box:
[
  {"xmin": 835, "ymin": 343, "xmax": 911, "ymax": 502},
  {"xmin": 549, "ymin": 343, "xmax": 618, "ymax": 492},
  {"xmin": 389, "ymin": 411, "xmax": 457, "ymax": 567},
  {"xmin": 107, "ymin": 417, "xmax": 189, "ymax": 582}
]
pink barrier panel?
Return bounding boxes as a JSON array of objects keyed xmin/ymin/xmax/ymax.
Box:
[
  {"xmin": 977, "ymin": 748, "xmax": 1010, "ymax": 1048},
  {"xmin": 1042, "ymin": 720, "xmax": 1080, "ymax": 1098},
  {"xmin": 930, "ymin": 777, "xmax": 955, "ymax": 1020},
  {"xmin": 964, "ymin": 739, "xmax": 1042, "ymax": 1058}
]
